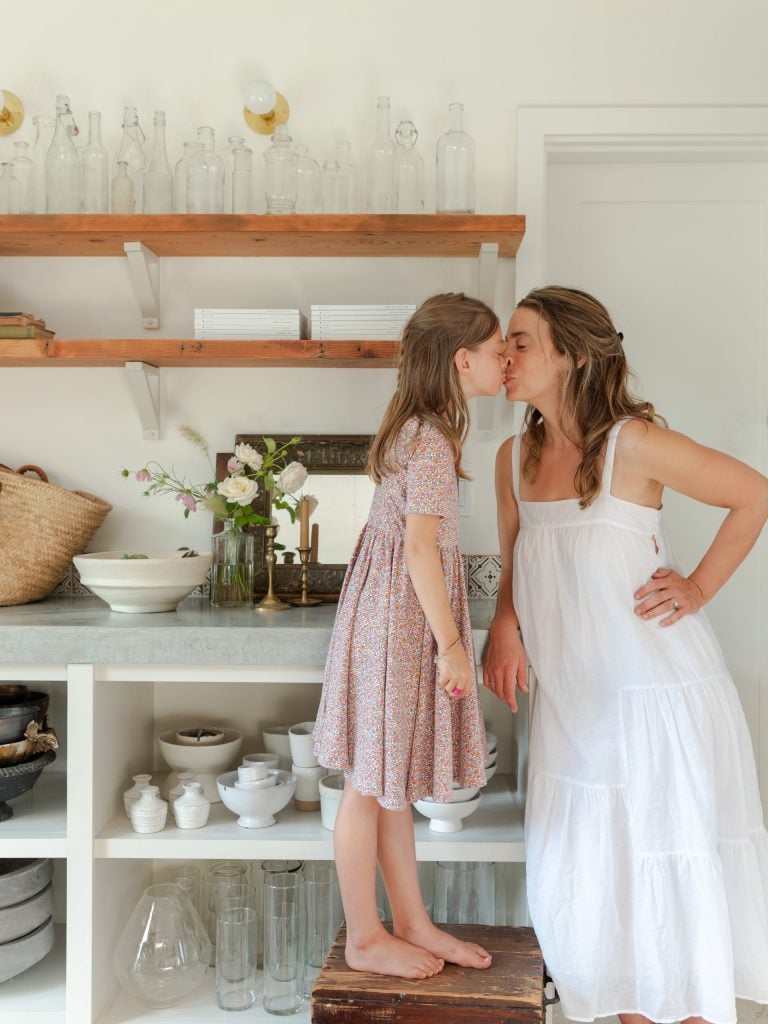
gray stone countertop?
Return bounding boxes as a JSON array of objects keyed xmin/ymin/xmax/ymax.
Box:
[{"xmin": 0, "ymin": 596, "xmax": 497, "ymax": 666}]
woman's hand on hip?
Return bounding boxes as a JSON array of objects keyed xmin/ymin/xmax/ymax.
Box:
[
  {"xmin": 436, "ymin": 645, "xmax": 476, "ymax": 701},
  {"xmin": 634, "ymin": 567, "xmax": 705, "ymax": 626},
  {"xmin": 482, "ymin": 619, "xmax": 528, "ymax": 712}
]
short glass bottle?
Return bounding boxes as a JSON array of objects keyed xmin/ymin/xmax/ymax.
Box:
[
  {"xmin": 436, "ymin": 102, "xmax": 475, "ymax": 214},
  {"xmin": 187, "ymin": 126, "xmax": 225, "ymax": 214},
  {"xmin": 320, "ymin": 159, "xmax": 347, "ymax": 214},
  {"xmin": 336, "ymin": 140, "xmax": 357, "ymax": 212},
  {"xmin": 264, "ymin": 125, "xmax": 298, "ymax": 214},
  {"xmin": 0, "ymin": 164, "xmax": 12, "ymax": 215},
  {"xmin": 111, "ymin": 161, "xmax": 134, "ymax": 214},
  {"xmin": 80, "ymin": 111, "xmax": 109, "ymax": 214},
  {"xmin": 115, "ymin": 106, "xmax": 147, "ymax": 214},
  {"xmin": 210, "ymin": 518, "xmax": 254, "ymax": 608},
  {"xmin": 232, "ymin": 146, "xmax": 253, "ymax": 214},
  {"xmin": 45, "ymin": 94, "xmax": 81, "ymax": 213},
  {"xmin": 143, "ymin": 110, "xmax": 173, "ymax": 214},
  {"xmin": 9, "ymin": 141, "xmax": 35, "ymax": 214},
  {"xmin": 394, "ymin": 120, "xmax": 424, "ymax": 213},
  {"xmin": 295, "ymin": 144, "xmax": 320, "ymax": 214},
  {"xmin": 32, "ymin": 115, "xmax": 55, "ymax": 213},
  {"xmin": 173, "ymin": 141, "xmax": 201, "ymax": 213},
  {"xmin": 366, "ymin": 96, "xmax": 396, "ymax": 213},
  {"xmin": 221, "ymin": 135, "xmax": 245, "ymax": 213}
]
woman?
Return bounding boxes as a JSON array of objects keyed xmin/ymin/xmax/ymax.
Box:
[{"xmin": 483, "ymin": 285, "xmax": 768, "ymax": 1024}]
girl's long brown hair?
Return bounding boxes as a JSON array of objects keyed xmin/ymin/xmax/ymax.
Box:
[
  {"xmin": 367, "ymin": 292, "xmax": 500, "ymax": 483},
  {"xmin": 518, "ymin": 286, "xmax": 665, "ymax": 507}
]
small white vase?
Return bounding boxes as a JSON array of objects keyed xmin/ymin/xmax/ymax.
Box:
[
  {"xmin": 168, "ymin": 772, "xmax": 198, "ymax": 801},
  {"xmin": 129, "ymin": 785, "xmax": 168, "ymax": 834},
  {"xmin": 122, "ymin": 773, "xmax": 152, "ymax": 818},
  {"xmin": 172, "ymin": 782, "xmax": 210, "ymax": 830}
]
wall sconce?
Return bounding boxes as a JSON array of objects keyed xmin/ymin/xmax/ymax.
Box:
[
  {"xmin": 243, "ymin": 79, "xmax": 289, "ymax": 135},
  {"xmin": 0, "ymin": 90, "xmax": 24, "ymax": 136}
]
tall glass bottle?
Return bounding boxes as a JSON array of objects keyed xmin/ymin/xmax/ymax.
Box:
[
  {"xmin": 366, "ymin": 96, "xmax": 396, "ymax": 213},
  {"xmin": 32, "ymin": 115, "xmax": 55, "ymax": 213},
  {"xmin": 295, "ymin": 145, "xmax": 320, "ymax": 214},
  {"xmin": 81, "ymin": 111, "xmax": 108, "ymax": 214},
  {"xmin": 0, "ymin": 164, "xmax": 10, "ymax": 215},
  {"xmin": 115, "ymin": 106, "xmax": 147, "ymax": 214},
  {"xmin": 336, "ymin": 140, "xmax": 357, "ymax": 213},
  {"xmin": 143, "ymin": 110, "xmax": 173, "ymax": 213},
  {"xmin": 46, "ymin": 94, "xmax": 81, "ymax": 213},
  {"xmin": 221, "ymin": 135, "xmax": 245, "ymax": 213},
  {"xmin": 173, "ymin": 141, "xmax": 201, "ymax": 213},
  {"xmin": 232, "ymin": 146, "xmax": 253, "ymax": 214},
  {"xmin": 186, "ymin": 127, "xmax": 224, "ymax": 214},
  {"xmin": 394, "ymin": 120, "xmax": 424, "ymax": 213},
  {"xmin": 111, "ymin": 161, "xmax": 134, "ymax": 214},
  {"xmin": 263, "ymin": 124, "xmax": 297, "ymax": 214},
  {"xmin": 436, "ymin": 102, "xmax": 475, "ymax": 214},
  {"xmin": 320, "ymin": 160, "xmax": 346, "ymax": 214},
  {"xmin": 9, "ymin": 141, "xmax": 35, "ymax": 214}
]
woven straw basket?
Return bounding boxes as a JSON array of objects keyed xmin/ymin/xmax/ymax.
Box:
[{"xmin": 0, "ymin": 464, "xmax": 112, "ymax": 606}]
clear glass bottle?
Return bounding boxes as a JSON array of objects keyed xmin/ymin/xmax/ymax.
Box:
[
  {"xmin": 232, "ymin": 146, "xmax": 253, "ymax": 214},
  {"xmin": 9, "ymin": 141, "xmax": 35, "ymax": 214},
  {"xmin": 320, "ymin": 159, "xmax": 347, "ymax": 214},
  {"xmin": 336, "ymin": 140, "xmax": 357, "ymax": 212},
  {"xmin": 0, "ymin": 164, "xmax": 11, "ymax": 215},
  {"xmin": 394, "ymin": 120, "xmax": 424, "ymax": 213},
  {"xmin": 32, "ymin": 115, "xmax": 55, "ymax": 213},
  {"xmin": 263, "ymin": 124, "xmax": 298, "ymax": 214},
  {"xmin": 436, "ymin": 102, "xmax": 475, "ymax": 214},
  {"xmin": 143, "ymin": 110, "xmax": 173, "ymax": 214},
  {"xmin": 80, "ymin": 111, "xmax": 109, "ymax": 214},
  {"xmin": 186, "ymin": 126, "xmax": 224, "ymax": 214},
  {"xmin": 115, "ymin": 106, "xmax": 147, "ymax": 214},
  {"xmin": 111, "ymin": 161, "xmax": 134, "ymax": 214},
  {"xmin": 210, "ymin": 518, "xmax": 254, "ymax": 607},
  {"xmin": 45, "ymin": 94, "xmax": 81, "ymax": 213},
  {"xmin": 366, "ymin": 96, "xmax": 396, "ymax": 213},
  {"xmin": 221, "ymin": 135, "xmax": 245, "ymax": 213},
  {"xmin": 295, "ymin": 144, "xmax": 320, "ymax": 214},
  {"xmin": 173, "ymin": 141, "xmax": 201, "ymax": 213}
]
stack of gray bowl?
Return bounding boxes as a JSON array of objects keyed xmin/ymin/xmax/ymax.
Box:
[
  {"xmin": 0, "ymin": 686, "xmax": 56, "ymax": 822},
  {"xmin": 0, "ymin": 859, "xmax": 55, "ymax": 982}
]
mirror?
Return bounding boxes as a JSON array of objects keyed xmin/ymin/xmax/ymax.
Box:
[{"xmin": 215, "ymin": 434, "xmax": 374, "ymax": 602}]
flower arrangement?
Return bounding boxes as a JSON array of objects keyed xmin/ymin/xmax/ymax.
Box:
[{"xmin": 122, "ymin": 425, "xmax": 315, "ymax": 529}]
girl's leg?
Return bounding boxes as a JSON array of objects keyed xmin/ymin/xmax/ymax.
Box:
[
  {"xmin": 618, "ymin": 1016, "xmax": 654, "ymax": 1024},
  {"xmin": 377, "ymin": 804, "xmax": 493, "ymax": 969},
  {"xmin": 334, "ymin": 782, "xmax": 444, "ymax": 979}
]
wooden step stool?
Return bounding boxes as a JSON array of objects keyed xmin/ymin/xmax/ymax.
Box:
[{"xmin": 311, "ymin": 924, "xmax": 545, "ymax": 1024}]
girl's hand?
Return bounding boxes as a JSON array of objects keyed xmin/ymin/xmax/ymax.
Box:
[
  {"xmin": 482, "ymin": 619, "xmax": 528, "ymax": 712},
  {"xmin": 436, "ymin": 644, "xmax": 476, "ymax": 700},
  {"xmin": 634, "ymin": 567, "xmax": 705, "ymax": 626}
]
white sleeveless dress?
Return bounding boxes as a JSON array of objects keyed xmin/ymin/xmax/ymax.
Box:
[{"xmin": 513, "ymin": 420, "xmax": 768, "ymax": 1024}]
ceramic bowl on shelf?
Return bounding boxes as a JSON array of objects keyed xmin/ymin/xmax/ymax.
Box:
[
  {"xmin": 484, "ymin": 749, "xmax": 498, "ymax": 770},
  {"xmin": 0, "ymin": 750, "xmax": 57, "ymax": 822},
  {"xmin": 413, "ymin": 793, "xmax": 482, "ymax": 833},
  {"xmin": 242, "ymin": 752, "xmax": 280, "ymax": 770},
  {"xmin": 0, "ymin": 915, "xmax": 55, "ymax": 983},
  {"xmin": 447, "ymin": 783, "xmax": 481, "ymax": 803},
  {"xmin": 217, "ymin": 768, "xmax": 296, "ymax": 828},
  {"xmin": 0, "ymin": 691, "xmax": 49, "ymax": 745},
  {"xmin": 484, "ymin": 761, "xmax": 498, "ymax": 783},
  {"xmin": 0, "ymin": 882, "xmax": 54, "ymax": 944},
  {"xmin": 73, "ymin": 550, "xmax": 213, "ymax": 613},
  {"xmin": 157, "ymin": 729, "xmax": 242, "ymax": 803},
  {"xmin": 0, "ymin": 859, "xmax": 53, "ymax": 909},
  {"xmin": 485, "ymin": 732, "xmax": 498, "ymax": 755},
  {"xmin": 262, "ymin": 726, "xmax": 292, "ymax": 771}
]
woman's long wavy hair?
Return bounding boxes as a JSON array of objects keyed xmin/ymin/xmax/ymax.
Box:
[
  {"xmin": 518, "ymin": 286, "xmax": 665, "ymax": 507},
  {"xmin": 367, "ymin": 292, "xmax": 500, "ymax": 483}
]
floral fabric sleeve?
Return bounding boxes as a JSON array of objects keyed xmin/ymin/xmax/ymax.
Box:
[{"xmin": 404, "ymin": 421, "xmax": 458, "ymax": 518}]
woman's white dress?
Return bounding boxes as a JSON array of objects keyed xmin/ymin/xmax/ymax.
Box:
[{"xmin": 513, "ymin": 420, "xmax": 768, "ymax": 1024}]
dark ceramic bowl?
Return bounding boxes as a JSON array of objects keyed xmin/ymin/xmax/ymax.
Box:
[
  {"xmin": 0, "ymin": 693, "xmax": 49, "ymax": 745},
  {"xmin": 0, "ymin": 750, "xmax": 56, "ymax": 822}
]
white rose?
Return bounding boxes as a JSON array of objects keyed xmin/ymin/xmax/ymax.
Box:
[
  {"xmin": 217, "ymin": 475, "xmax": 260, "ymax": 506},
  {"xmin": 276, "ymin": 461, "xmax": 308, "ymax": 495},
  {"xmin": 305, "ymin": 494, "xmax": 319, "ymax": 515},
  {"xmin": 234, "ymin": 443, "xmax": 263, "ymax": 471}
]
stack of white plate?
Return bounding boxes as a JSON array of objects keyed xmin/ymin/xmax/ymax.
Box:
[
  {"xmin": 193, "ymin": 308, "xmax": 307, "ymax": 340},
  {"xmin": 0, "ymin": 859, "xmax": 55, "ymax": 982},
  {"xmin": 310, "ymin": 304, "xmax": 415, "ymax": 340}
]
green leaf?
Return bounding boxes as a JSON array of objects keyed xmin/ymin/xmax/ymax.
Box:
[{"xmin": 265, "ymin": 436, "xmax": 276, "ymax": 454}]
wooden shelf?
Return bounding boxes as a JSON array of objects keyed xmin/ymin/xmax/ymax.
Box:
[
  {"xmin": 0, "ymin": 214, "xmax": 525, "ymax": 258},
  {"xmin": 0, "ymin": 338, "xmax": 399, "ymax": 368}
]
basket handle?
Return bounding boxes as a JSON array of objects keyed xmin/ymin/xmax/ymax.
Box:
[{"xmin": 13, "ymin": 464, "xmax": 49, "ymax": 482}]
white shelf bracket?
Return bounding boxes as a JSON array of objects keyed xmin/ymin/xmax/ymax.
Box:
[
  {"xmin": 475, "ymin": 241, "xmax": 501, "ymax": 440},
  {"xmin": 123, "ymin": 241, "xmax": 160, "ymax": 329},
  {"xmin": 125, "ymin": 361, "xmax": 160, "ymax": 440}
]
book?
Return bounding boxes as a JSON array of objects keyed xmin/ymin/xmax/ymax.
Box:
[
  {"xmin": 0, "ymin": 315, "xmax": 47, "ymax": 328},
  {"xmin": 0, "ymin": 326, "xmax": 55, "ymax": 339}
]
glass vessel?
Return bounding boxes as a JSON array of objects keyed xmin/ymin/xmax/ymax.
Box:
[
  {"xmin": 232, "ymin": 145, "xmax": 253, "ymax": 214},
  {"xmin": 320, "ymin": 160, "xmax": 346, "ymax": 214},
  {"xmin": 264, "ymin": 124, "xmax": 298, "ymax": 214},
  {"xmin": 217, "ymin": 906, "xmax": 258, "ymax": 1011},
  {"xmin": 80, "ymin": 111, "xmax": 108, "ymax": 214},
  {"xmin": 433, "ymin": 861, "xmax": 495, "ymax": 924},
  {"xmin": 113, "ymin": 883, "xmax": 211, "ymax": 1008},
  {"xmin": 263, "ymin": 873, "xmax": 305, "ymax": 1015},
  {"xmin": 186, "ymin": 126, "xmax": 225, "ymax": 214},
  {"xmin": 295, "ymin": 145, "xmax": 320, "ymax": 214},
  {"xmin": 203, "ymin": 860, "xmax": 248, "ymax": 956},
  {"xmin": 0, "ymin": 164, "xmax": 10, "ymax": 215},
  {"xmin": 394, "ymin": 120, "xmax": 424, "ymax": 213},
  {"xmin": 111, "ymin": 161, "xmax": 134, "ymax": 214},
  {"xmin": 45, "ymin": 94, "xmax": 81, "ymax": 213},
  {"xmin": 303, "ymin": 863, "xmax": 338, "ymax": 994},
  {"xmin": 173, "ymin": 141, "xmax": 201, "ymax": 213},
  {"xmin": 366, "ymin": 96, "xmax": 396, "ymax": 213},
  {"xmin": 171, "ymin": 864, "xmax": 202, "ymax": 917},
  {"xmin": 9, "ymin": 141, "xmax": 35, "ymax": 214},
  {"xmin": 115, "ymin": 106, "xmax": 147, "ymax": 213},
  {"xmin": 210, "ymin": 518, "xmax": 254, "ymax": 608},
  {"xmin": 336, "ymin": 140, "xmax": 357, "ymax": 212},
  {"xmin": 436, "ymin": 102, "xmax": 475, "ymax": 214},
  {"xmin": 221, "ymin": 134, "xmax": 245, "ymax": 213},
  {"xmin": 143, "ymin": 110, "xmax": 173, "ymax": 213},
  {"xmin": 32, "ymin": 115, "xmax": 55, "ymax": 213}
]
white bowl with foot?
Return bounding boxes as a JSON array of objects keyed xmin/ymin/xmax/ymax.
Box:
[
  {"xmin": 217, "ymin": 768, "xmax": 296, "ymax": 828},
  {"xmin": 413, "ymin": 793, "xmax": 482, "ymax": 832},
  {"xmin": 158, "ymin": 728, "xmax": 242, "ymax": 803}
]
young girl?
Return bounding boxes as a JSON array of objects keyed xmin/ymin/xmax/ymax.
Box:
[{"xmin": 313, "ymin": 292, "xmax": 507, "ymax": 980}]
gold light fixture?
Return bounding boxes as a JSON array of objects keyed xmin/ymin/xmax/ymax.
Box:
[
  {"xmin": 243, "ymin": 79, "xmax": 289, "ymax": 135},
  {"xmin": 0, "ymin": 90, "xmax": 24, "ymax": 136}
]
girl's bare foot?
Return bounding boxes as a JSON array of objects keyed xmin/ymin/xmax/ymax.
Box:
[
  {"xmin": 345, "ymin": 929, "xmax": 444, "ymax": 980},
  {"xmin": 395, "ymin": 919, "xmax": 492, "ymax": 969}
]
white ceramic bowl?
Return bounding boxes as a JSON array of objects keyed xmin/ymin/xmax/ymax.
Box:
[
  {"xmin": 484, "ymin": 762, "xmax": 498, "ymax": 783},
  {"xmin": 413, "ymin": 793, "xmax": 482, "ymax": 833},
  {"xmin": 157, "ymin": 728, "xmax": 242, "ymax": 802},
  {"xmin": 318, "ymin": 773, "xmax": 344, "ymax": 831},
  {"xmin": 447, "ymin": 783, "xmax": 481, "ymax": 802},
  {"xmin": 74, "ymin": 550, "xmax": 212, "ymax": 613},
  {"xmin": 0, "ymin": 916, "xmax": 55, "ymax": 983},
  {"xmin": 262, "ymin": 726, "xmax": 292, "ymax": 771},
  {"xmin": 485, "ymin": 732, "xmax": 498, "ymax": 753},
  {"xmin": 217, "ymin": 768, "xmax": 296, "ymax": 828},
  {"xmin": 484, "ymin": 749, "xmax": 498, "ymax": 769},
  {"xmin": 242, "ymin": 752, "xmax": 280, "ymax": 770}
]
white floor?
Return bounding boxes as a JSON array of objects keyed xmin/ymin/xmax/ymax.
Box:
[{"xmin": 552, "ymin": 1001, "xmax": 768, "ymax": 1024}]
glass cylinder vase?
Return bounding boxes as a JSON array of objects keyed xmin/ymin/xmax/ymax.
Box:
[
  {"xmin": 433, "ymin": 861, "xmax": 495, "ymax": 924},
  {"xmin": 210, "ymin": 519, "xmax": 254, "ymax": 608}
]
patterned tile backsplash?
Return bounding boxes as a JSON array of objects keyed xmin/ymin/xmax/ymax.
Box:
[{"xmin": 52, "ymin": 555, "xmax": 502, "ymax": 601}]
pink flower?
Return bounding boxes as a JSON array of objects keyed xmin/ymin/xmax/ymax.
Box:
[
  {"xmin": 227, "ymin": 457, "xmax": 243, "ymax": 474},
  {"xmin": 135, "ymin": 469, "xmax": 152, "ymax": 482},
  {"xmin": 176, "ymin": 492, "xmax": 197, "ymax": 512}
]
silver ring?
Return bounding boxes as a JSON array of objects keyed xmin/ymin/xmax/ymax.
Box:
[{"xmin": 671, "ymin": 598, "xmax": 679, "ymax": 610}]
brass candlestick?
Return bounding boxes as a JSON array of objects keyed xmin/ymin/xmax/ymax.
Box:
[
  {"xmin": 255, "ymin": 524, "xmax": 291, "ymax": 612},
  {"xmin": 290, "ymin": 546, "xmax": 321, "ymax": 606}
]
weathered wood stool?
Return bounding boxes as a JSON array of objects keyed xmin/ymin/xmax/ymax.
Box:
[{"xmin": 311, "ymin": 924, "xmax": 545, "ymax": 1024}]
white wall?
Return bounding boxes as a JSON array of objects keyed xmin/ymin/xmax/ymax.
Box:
[{"xmin": 3, "ymin": 0, "xmax": 768, "ymax": 553}]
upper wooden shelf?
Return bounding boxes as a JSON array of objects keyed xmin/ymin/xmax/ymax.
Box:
[{"xmin": 0, "ymin": 214, "xmax": 525, "ymax": 258}]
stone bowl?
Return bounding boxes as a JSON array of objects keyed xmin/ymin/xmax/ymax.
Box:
[
  {"xmin": 0, "ymin": 916, "xmax": 55, "ymax": 983},
  {"xmin": 0, "ymin": 691, "xmax": 49, "ymax": 745},
  {"xmin": 217, "ymin": 768, "xmax": 296, "ymax": 828},
  {"xmin": 0, "ymin": 881, "xmax": 54, "ymax": 943},
  {"xmin": 157, "ymin": 729, "xmax": 242, "ymax": 803},
  {"xmin": 413, "ymin": 793, "xmax": 482, "ymax": 833},
  {"xmin": 0, "ymin": 859, "xmax": 53, "ymax": 909},
  {"xmin": 0, "ymin": 750, "xmax": 57, "ymax": 822},
  {"xmin": 73, "ymin": 550, "xmax": 213, "ymax": 613}
]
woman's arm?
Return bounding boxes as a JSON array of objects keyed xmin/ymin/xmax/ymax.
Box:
[
  {"xmin": 625, "ymin": 420, "xmax": 768, "ymax": 624},
  {"xmin": 482, "ymin": 437, "xmax": 529, "ymax": 711}
]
